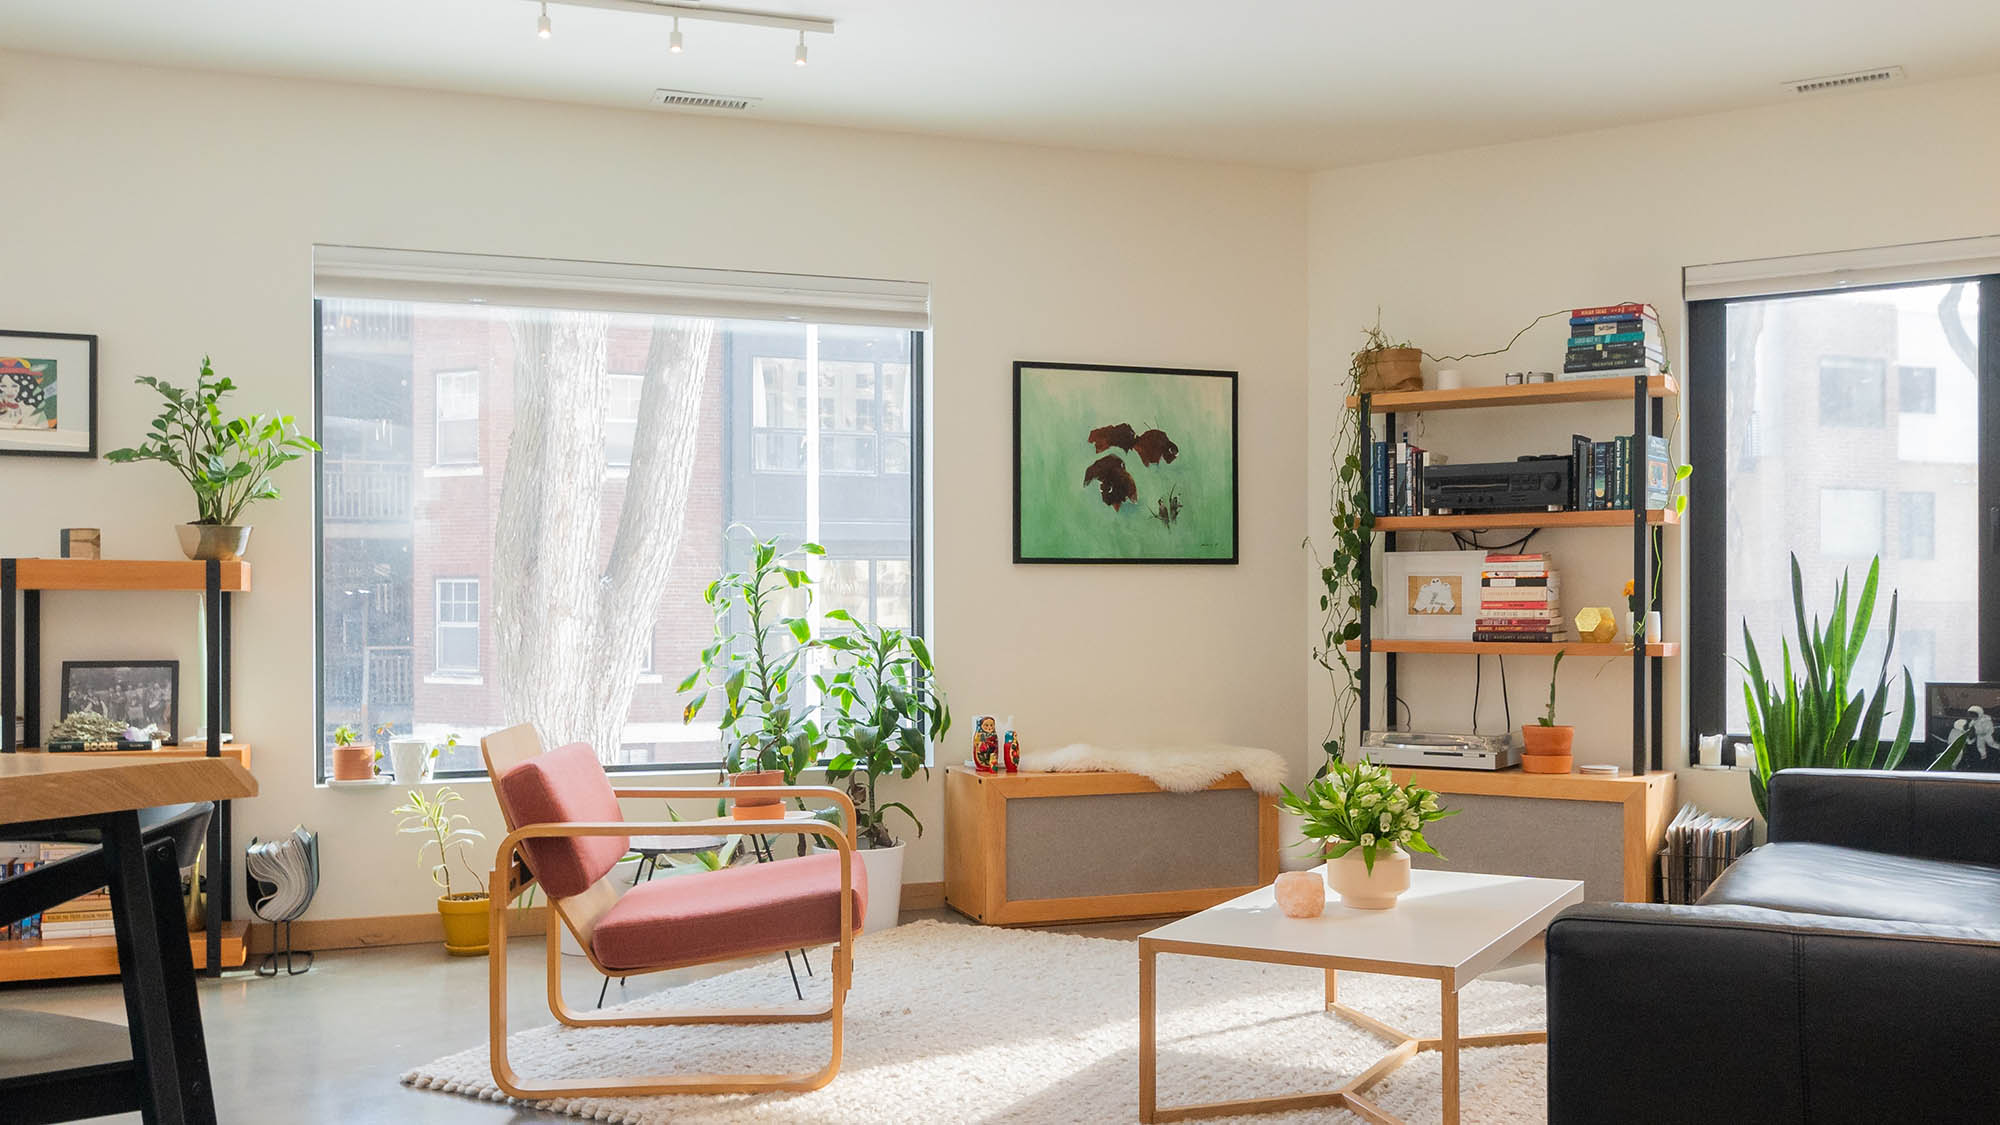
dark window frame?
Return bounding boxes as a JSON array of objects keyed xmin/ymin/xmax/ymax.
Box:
[{"xmin": 1687, "ymin": 274, "xmax": 2000, "ymax": 762}]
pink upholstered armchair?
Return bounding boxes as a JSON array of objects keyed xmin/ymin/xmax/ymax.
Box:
[{"xmin": 480, "ymin": 723, "xmax": 865, "ymax": 1099}]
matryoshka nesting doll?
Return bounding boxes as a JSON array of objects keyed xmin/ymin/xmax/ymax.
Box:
[
  {"xmin": 1002, "ymin": 729, "xmax": 1020, "ymax": 773},
  {"xmin": 972, "ymin": 715, "xmax": 1000, "ymax": 773}
]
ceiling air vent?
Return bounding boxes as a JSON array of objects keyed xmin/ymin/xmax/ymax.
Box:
[
  {"xmin": 1782, "ymin": 66, "xmax": 1905, "ymax": 95},
  {"xmin": 649, "ymin": 88, "xmax": 761, "ymax": 112}
]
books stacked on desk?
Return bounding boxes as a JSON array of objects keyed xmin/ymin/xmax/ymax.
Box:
[
  {"xmin": 1475, "ymin": 553, "xmax": 1566, "ymax": 642},
  {"xmin": 1561, "ymin": 303, "xmax": 1662, "ymax": 381},
  {"xmin": 1368, "ymin": 431, "xmax": 1448, "ymax": 516},
  {"xmin": 1570, "ymin": 432, "xmax": 1673, "ymax": 510},
  {"xmin": 1658, "ymin": 804, "xmax": 1755, "ymax": 904}
]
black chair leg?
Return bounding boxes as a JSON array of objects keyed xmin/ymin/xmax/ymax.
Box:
[
  {"xmin": 782, "ymin": 949, "xmax": 804, "ymax": 1000},
  {"xmin": 103, "ymin": 810, "xmax": 217, "ymax": 1123},
  {"xmin": 597, "ymin": 975, "xmax": 612, "ymax": 1009}
]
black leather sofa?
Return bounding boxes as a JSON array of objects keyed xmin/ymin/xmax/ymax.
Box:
[{"xmin": 1545, "ymin": 769, "xmax": 2000, "ymax": 1124}]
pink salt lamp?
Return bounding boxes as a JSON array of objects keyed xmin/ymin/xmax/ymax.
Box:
[{"xmin": 1274, "ymin": 871, "xmax": 1325, "ymax": 918}]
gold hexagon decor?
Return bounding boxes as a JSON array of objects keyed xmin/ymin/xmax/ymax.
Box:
[{"xmin": 1574, "ymin": 606, "xmax": 1618, "ymax": 643}]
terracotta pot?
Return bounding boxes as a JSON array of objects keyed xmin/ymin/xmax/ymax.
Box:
[
  {"xmin": 1357, "ymin": 347, "xmax": 1424, "ymax": 393},
  {"xmin": 176, "ymin": 523, "xmax": 253, "ymax": 561},
  {"xmin": 329, "ymin": 744, "xmax": 375, "ymax": 781},
  {"xmin": 1521, "ymin": 724, "xmax": 1574, "ymax": 774},
  {"xmin": 437, "ymin": 892, "xmax": 490, "ymax": 956},
  {"xmin": 730, "ymin": 769, "xmax": 785, "ymax": 820},
  {"xmin": 1325, "ymin": 847, "xmax": 1412, "ymax": 910}
]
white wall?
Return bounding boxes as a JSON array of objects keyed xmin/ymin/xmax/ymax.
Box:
[
  {"xmin": 0, "ymin": 50, "xmax": 1310, "ymax": 920},
  {"xmin": 1307, "ymin": 71, "xmax": 2000, "ymax": 817}
]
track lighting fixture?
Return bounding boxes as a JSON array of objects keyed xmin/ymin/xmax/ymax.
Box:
[
  {"xmin": 669, "ymin": 16, "xmax": 683, "ymax": 53},
  {"xmin": 794, "ymin": 30, "xmax": 808, "ymax": 66},
  {"xmin": 528, "ymin": 3, "xmax": 832, "ymax": 64},
  {"xmin": 537, "ymin": 1, "xmax": 552, "ymax": 39}
]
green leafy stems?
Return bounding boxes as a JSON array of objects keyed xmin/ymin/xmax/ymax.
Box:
[
  {"xmin": 1306, "ymin": 330, "xmax": 1379, "ymax": 767},
  {"xmin": 104, "ymin": 357, "xmax": 320, "ymax": 526},
  {"xmin": 1279, "ymin": 759, "xmax": 1456, "ymax": 874},
  {"xmin": 392, "ymin": 786, "xmax": 487, "ymax": 900},
  {"xmin": 680, "ymin": 528, "xmax": 829, "ymax": 783},
  {"xmin": 1737, "ymin": 554, "xmax": 1964, "ymax": 818},
  {"xmin": 1539, "ymin": 651, "xmax": 1566, "ymax": 727},
  {"xmin": 818, "ymin": 612, "xmax": 951, "ymax": 850}
]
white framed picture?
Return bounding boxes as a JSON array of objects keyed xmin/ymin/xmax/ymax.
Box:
[
  {"xmin": 0, "ymin": 330, "xmax": 97, "ymax": 457},
  {"xmin": 1379, "ymin": 550, "xmax": 1486, "ymax": 641}
]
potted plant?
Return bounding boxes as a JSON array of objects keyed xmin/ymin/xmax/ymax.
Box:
[
  {"xmin": 1739, "ymin": 554, "xmax": 1964, "ymax": 818},
  {"xmin": 391, "ymin": 785, "xmax": 489, "ymax": 955},
  {"xmin": 820, "ymin": 610, "xmax": 950, "ymax": 932},
  {"xmin": 329, "ymin": 724, "xmax": 375, "ymax": 781},
  {"xmin": 1279, "ymin": 759, "xmax": 1455, "ymax": 910},
  {"xmin": 389, "ymin": 731, "xmax": 459, "ymax": 785},
  {"xmin": 681, "ymin": 530, "xmax": 829, "ymax": 819},
  {"xmin": 1350, "ymin": 312, "xmax": 1423, "ymax": 394},
  {"xmin": 104, "ymin": 357, "xmax": 319, "ymax": 560},
  {"xmin": 1522, "ymin": 651, "xmax": 1573, "ymax": 773}
]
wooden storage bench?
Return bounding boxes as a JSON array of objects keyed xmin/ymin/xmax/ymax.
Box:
[{"xmin": 944, "ymin": 767, "xmax": 1278, "ymax": 925}]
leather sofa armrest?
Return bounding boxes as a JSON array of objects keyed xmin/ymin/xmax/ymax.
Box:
[
  {"xmin": 1768, "ymin": 768, "xmax": 2000, "ymax": 866},
  {"xmin": 1546, "ymin": 902, "xmax": 2000, "ymax": 1124}
]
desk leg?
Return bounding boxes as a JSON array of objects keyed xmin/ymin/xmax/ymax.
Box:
[
  {"xmin": 1324, "ymin": 967, "xmax": 1338, "ymax": 1009},
  {"xmin": 104, "ymin": 810, "xmax": 218, "ymax": 1124},
  {"xmin": 1139, "ymin": 940, "xmax": 1157, "ymax": 1124},
  {"xmin": 1439, "ymin": 980, "xmax": 1460, "ymax": 1125}
]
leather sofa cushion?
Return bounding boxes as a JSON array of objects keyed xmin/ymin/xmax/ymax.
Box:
[
  {"xmin": 1701, "ymin": 842, "xmax": 2000, "ymax": 928},
  {"xmin": 590, "ymin": 849, "xmax": 866, "ymax": 972}
]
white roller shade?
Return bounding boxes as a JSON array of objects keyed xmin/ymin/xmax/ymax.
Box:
[
  {"xmin": 1684, "ymin": 234, "xmax": 2000, "ymax": 302},
  {"xmin": 313, "ymin": 245, "xmax": 930, "ymax": 330}
]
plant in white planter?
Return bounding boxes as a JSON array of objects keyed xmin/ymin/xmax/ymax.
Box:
[
  {"xmin": 1279, "ymin": 759, "xmax": 1456, "ymax": 910},
  {"xmin": 820, "ymin": 610, "xmax": 950, "ymax": 933}
]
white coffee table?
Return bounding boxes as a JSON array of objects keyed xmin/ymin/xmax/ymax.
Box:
[{"xmin": 1138, "ymin": 866, "xmax": 1583, "ymax": 1124}]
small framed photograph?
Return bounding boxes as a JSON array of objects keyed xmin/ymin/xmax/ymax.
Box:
[
  {"xmin": 1379, "ymin": 550, "xmax": 1486, "ymax": 641},
  {"xmin": 61, "ymin": 660, "xmax": 180, "ymax": 742},
  {"xmin": 1925, "ymin": 681, "xmax": 2000, "ymax": 772},
  {"xmin": 0, "ymin": 330, "xmax": 97, "ymax": 458}
]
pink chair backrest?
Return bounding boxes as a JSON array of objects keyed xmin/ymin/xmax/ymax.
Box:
[{"xmin": 491, "ymin": 741, "xmax": 630, "ymax": 899}]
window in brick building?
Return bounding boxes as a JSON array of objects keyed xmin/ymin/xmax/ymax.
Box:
[{"xmin": 314, "ymin": 251, "xmax": 927, "ymax": 780}]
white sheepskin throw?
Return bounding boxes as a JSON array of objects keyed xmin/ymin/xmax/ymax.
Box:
[{"xmin": 1018, "ymin": 742, "xmax": 1290, "ymax": 794}]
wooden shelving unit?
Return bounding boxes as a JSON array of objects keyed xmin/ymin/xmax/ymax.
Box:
[
  {"xmin": 1375, "ymin": 509, "xmax": 1678, "ymax": 533},
  {"xmin": 1346, "ymin": 374, "xmax": 1678, "ymax": 413},
  {"xmin": 13, "ymin": 745, "xmax": 253, "ymax": 767},
  {"xmin": 2, "ymin": 557, "xmax": 249, "ymax": 978},
  {"xmin": 1349, "ymin": 640, "xmax": 1678, "ymax": 657},
  {"xmin": 0, "ymin": 920, "xmax": 249, "ymax": 984}
]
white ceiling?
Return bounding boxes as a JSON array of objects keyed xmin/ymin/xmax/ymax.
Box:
[{"xmin": 7, "ymin": 0, "xmax": 2000, "ymax": 168}]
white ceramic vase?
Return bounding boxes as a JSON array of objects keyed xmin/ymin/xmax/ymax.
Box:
[
  {"xmin": 856, "ymin": 842, "xmax": 905, "ymax": 933},
  {"xmin": 1325, "ymin": 847, "xmax": 1412, "ymax": 910},
  {"xmin": 388, "ymin": 737, "xmax": 432, "ymax": 785}
]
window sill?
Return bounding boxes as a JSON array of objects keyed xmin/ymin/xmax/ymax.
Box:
[
  {"xmin": 424, "ymin": 673, "xmax": 484, "ymax": 686},
  {"xmin": 424, "ymin": 465, "xmax": 484, "ymax": 478}
]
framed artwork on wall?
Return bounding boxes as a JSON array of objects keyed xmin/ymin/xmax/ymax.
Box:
[
  {"xmin": 1013, "ymin": 361, "xmax": 1237, "ymax": 564},
  {"xmin": 1925, "ymin": 681, "xmax": 2000, "ymax": 772},
  {"xmin": 0, "ymin": 329, "xmax": 97, "ymax": 457},
  {"xmin": 1379, "ymin": 550, "xmax": 1486, "ymax": 641},
  {"xmin": 61, "ymin": 660, "xmax": 180, "ymax": 742}
]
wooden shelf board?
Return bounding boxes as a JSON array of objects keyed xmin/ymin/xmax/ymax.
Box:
[
  {"xmin": 1384, "ymin": 767, "xmax": 1674, "ymax": 798},
  {"xmin": 0, "ymin": 919, "xmax": 248, "ymax": 983},
  {"xmin": 9, "ymin": 559, "xmax": 252, "ymax": 592},
  {"xmin": 1345, "ymin": 640, "xmax": 1678, "ymax": 657},
  {"xmin": 15, "ymin": 745, "xmax": 252, "ymax": 768},
  {"xmin": 1346, "ymin": 374, "xmax": 1678, "ymax": 413},
  {"xmin": 1375, "ymin": 508, "xmax": 1677, "ymax": 532}
]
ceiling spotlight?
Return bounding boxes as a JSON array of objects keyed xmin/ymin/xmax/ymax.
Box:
[
  {"xmin": 537, "ymin": 1, "xmax": 552, "ymax": 39},
  {"xmin": 669, "ymin": 16, "xmax": 683, "ymax": 53},
  {"xmin": 794, "ymin": 30, "xmax": 808, "ymax": 66}
]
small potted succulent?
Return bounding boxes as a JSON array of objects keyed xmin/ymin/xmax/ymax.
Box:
[
  {"xmin": 1521, "ymin": 651, "xmax": 1574, "ymax": 773},
  {"xmin": 104, "ymin": 357, "xmax": 319, "ymax": 560},
  {"xmin": 328, "ymin": 724, "xmax": 375, "ymax": 781},
  {"xmin": 1279, "ymin": 759, "xmax": 1455, "ymax": 910},
  {"xmin": 391, "ymin": 786, "xmax": 489, "ymax": 955}
]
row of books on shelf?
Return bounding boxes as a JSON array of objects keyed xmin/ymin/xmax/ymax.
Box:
[
  {"xmin": 1657, "ymin": 803, "xmax": 1754, "ymax": 905},
  {"xmin": 1475, "ymin": 553, "xmax": 1566, "ymax": 642},
  {"xmin": 3, "ymin": 842, "xmax": 115, "ymax": 940},
  {"xmin": 1562, "ymin": 302, "xmax": 1663, "ymax": 380},
  {"xmin": 1571, "ymin": 432, "xmax": 1672, "ymax": 511},
  {"xmin": 1368, "ymin": 434, "xmax": 1444, "ymax": 517}
]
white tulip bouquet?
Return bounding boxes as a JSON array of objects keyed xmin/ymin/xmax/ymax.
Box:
[{"xmin": 1278, "ymin": 759, "xmax": 1456, "ymax": 873}]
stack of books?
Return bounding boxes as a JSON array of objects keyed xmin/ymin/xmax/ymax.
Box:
[
  {"xmin": 1658, "ymin": 804, "xmax": 1755, "ymax": 904},
  {"xmin": 1570, "ymin": 433, "xmax": 1672, "ymax": 510},
  {"xmin": 1561, "ymin": 303, "xmax": 1662, "ymax": 381},
  {"xmin": 2, "ymin": 842, "xmax": 111, "ymax": 940},
  {"xmin": 1475, "ymin": 553, "xmax": 1566, "ymax": 642}
]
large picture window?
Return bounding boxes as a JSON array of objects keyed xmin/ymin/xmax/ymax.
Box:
[
  {"xmin": 1688, "ymin": 274, "xmax": 2000, "ymax": 761},
  {"xmin": 314, "ymin": 263, "xmax": 925, "ymax": 779}
]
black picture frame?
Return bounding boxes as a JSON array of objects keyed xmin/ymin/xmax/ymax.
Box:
[
  {"xmin": 60, "ymin": 660, "xmax": 180, "ymax": 743},
  {"xmin": 1925, "ymin": 681, "xmax": 2000, "ymax": 772},
  {"xmin": 0, "ymin": 329, "xmax": 98, "ymax": 458},
  {"xmin": 1013, "ymin": 360, "xmax": 1239, "ymax": 565}
]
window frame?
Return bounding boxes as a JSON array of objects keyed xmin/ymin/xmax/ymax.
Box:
[
  {"xmin": 433, "ymin": 577, "xmax": 482, "ymax": 676},
  {"xmin": 1686, "ymin": 274, "xmax": 2000, "ymax": 763},
  {"xmin": 433, "ymin": 368, "xmax": 481, "ymax": 467}
]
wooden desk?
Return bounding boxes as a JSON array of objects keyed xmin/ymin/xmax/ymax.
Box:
[{"xmin": 0, "ymin": 753, "xmax": 256, "ymax": 1124}]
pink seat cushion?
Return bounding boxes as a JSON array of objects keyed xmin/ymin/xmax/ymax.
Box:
[
  {"xmin": 591, "ymin": 850, "xmax": 867, "ymax": 972},
  {"xmin": 493, "ymin": 741, "xmax": 628, "ymax": 900}
]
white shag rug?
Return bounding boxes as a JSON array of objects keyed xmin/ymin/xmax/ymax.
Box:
[
  {"xmin": 405, "ymin": 920, "xmax": 1546, "ymax": 1124},
  {"xmin": 1020, "ymin": 743, "xmax": 1291, "ymax": 794}
]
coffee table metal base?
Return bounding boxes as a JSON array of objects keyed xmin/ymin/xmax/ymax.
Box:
[{"xmin": 1138, "ymin": 940, "xmax": 1543, "ymax": 1125}]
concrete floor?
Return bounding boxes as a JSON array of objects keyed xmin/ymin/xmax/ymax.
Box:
[{"xmin": 0, "ymin": 908, "xmax": 1544, "ymax": 1124}]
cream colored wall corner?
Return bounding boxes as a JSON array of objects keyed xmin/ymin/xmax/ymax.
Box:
[
  {"xmin": 0, "ymin": 48, "xmax": 1311, "ymax": 921},
  {"xmin": 1304, "ymin": 69, "xmax": 2000, "ymax": 821}
]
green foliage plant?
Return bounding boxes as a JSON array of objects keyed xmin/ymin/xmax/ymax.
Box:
[
  {"xmin": 1539, "ymin": 651, "xmax": 1566, "ymax": 727},
  {"xmin": 819, "ymin": 611, "xmax": 951, "ymax": 849},
  {"xmin": 392, "ymin": 786, "xmax": 487, "ymax": 900},
  {"xmin": 104, "ymin": 358, "xmax": 320, "ymax": 525},
  {"xmin": 1279, "ymin": 759, "xmax": 1457, "ymax": 873}
]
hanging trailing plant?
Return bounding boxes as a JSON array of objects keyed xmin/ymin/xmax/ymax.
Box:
[{"xmin": 1305, "ymin": 325, "xmax": 1380, "ymax": 768}]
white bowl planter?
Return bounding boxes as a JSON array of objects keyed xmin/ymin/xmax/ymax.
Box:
[
  {"xmin": 857, "ymin": 842, "xmax": 906, "ymax": 933},
  {"xmin": 388, "ymin": 738, "xmax": 431, "ymax": 785}
]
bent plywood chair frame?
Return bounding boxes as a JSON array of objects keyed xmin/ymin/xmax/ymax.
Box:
[{"xmin": 482, "ymin": 726, "xmax": 860, "ymax": 1099}]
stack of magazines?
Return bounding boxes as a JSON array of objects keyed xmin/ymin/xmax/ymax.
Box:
[{"xmin": 1657, "ymin": 803, "xmax": 1754, "ymax": 904}]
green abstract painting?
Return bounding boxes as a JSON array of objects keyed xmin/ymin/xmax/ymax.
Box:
[{"xmin": 1014, "ymin": 362, "xmax": 1237, "ymax": 563}]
